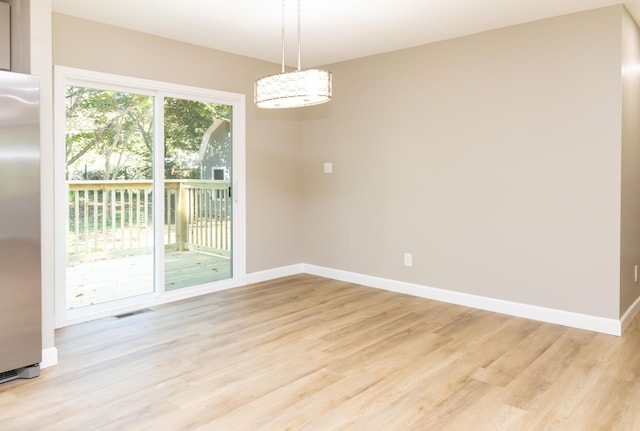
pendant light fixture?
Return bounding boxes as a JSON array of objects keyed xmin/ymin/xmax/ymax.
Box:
[{"xmin": 254, "ymin": 0, "xmax": 332, "ymax": 109}]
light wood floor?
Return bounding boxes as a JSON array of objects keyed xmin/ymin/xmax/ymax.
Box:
[{"xmin": 2, "ymin": 274, "xmax": 640, "ymax": 430}]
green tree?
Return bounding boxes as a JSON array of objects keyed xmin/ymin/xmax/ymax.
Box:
[
  {"xmin": 65, "ymin": 86, "xmax": 153, "ymax": 181},
  {"xmin": 65, "ymin": 87, "xmax": 232, "ymax": 181},
  {"xmin": 164, "ymin": 98, "xmax": 231, "ymax": 179}
]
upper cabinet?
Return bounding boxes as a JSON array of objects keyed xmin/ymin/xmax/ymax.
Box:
[{"xmin": 0, "ymin": 2, "xmax": 9, "ymax": 70}]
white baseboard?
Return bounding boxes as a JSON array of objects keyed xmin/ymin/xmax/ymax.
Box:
[
  {"xmin": 245, "ymin": 264, "xmax": 305, "ymax": 285},
  {"xmin": 621, "ymin": 294, "xmax": 640, "ymax": 332},
  {"xmin": 302, "ymin": 264, "xmax": 622, "ymax": 336},
  {"xmin": 44, "ymin": 262, "xmax": 625, "ymax": 369},
  {"xmin": 40, "ymin": 347, "xmax": 58, "ymax": 369}
]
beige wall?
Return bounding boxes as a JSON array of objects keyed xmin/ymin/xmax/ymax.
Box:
[
  {"xmin": 301, "ymin": 6, "xmax": 624, "ymax": 318},
  {"xmin": 620, "ymin": 7, "xmax": 640, "ymax": 316},
  {"xmin": 51, "ymin": 7, "xmax": 637, "ymax": 322},
  {"xmin": 52, "ymin": 13, "xmax": 304, "ymax": 274}
]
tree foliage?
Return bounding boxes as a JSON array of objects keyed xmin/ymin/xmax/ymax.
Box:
[
  {"xmin": 164, "ymin": 98, "xmax": 231, "ymax": 179},
  {"xmin": 65, "ymin": 86, "xmax": 153, "ymax": 180},
  {"xmin": 65, "ymin": 86, "xmax": 232, "ymax": 181}
]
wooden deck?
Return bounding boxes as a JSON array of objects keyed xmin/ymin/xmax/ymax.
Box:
[{"xmin": 67, "ymin": 250, "xmax": 231, "ymax": 309}]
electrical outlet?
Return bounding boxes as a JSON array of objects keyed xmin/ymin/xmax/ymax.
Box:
[
  {"xmin": 404, "ymin": 253, "xmax": 412, "ymax": 267},
  {"xmin": 635, "ymin": 265, "xmax": 638, "ymax": 283}
]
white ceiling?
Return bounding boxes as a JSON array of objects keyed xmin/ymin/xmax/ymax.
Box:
[{"xmin": 52, "ymin": 0, "xmax": 640, "ymax": 68}]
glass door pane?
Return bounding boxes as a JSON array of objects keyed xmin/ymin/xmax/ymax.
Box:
[
  {"xmin": 163, "ymin": 98, "xmax": 232, "ymax": 290},
  {"xmin": 65, "ymin": 86, "xmax": 154, "ymax": 309}
]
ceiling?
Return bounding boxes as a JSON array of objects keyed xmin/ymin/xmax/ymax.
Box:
[{"xmin": 52, "ymin": 0, "xmax": 640, "ymax": 68}]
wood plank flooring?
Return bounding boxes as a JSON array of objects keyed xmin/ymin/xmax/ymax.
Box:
[{"xmin": 1, "ymin": 274, "xmax": 640, "ymax": 430}]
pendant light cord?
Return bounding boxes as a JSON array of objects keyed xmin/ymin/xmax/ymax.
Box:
[
  {"xmin": 280, "ymin": 0, "xmax": 303, "ymax": 73},
  {"xmin": 297, "ymin": 0, "xmax": 301, "ymax": 71},
  {"xmin": 281, "ymin": 0, "xmax": 285, "ymax": 73}
]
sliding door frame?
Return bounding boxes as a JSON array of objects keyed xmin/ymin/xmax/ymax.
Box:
[{"xmin": 53, "ymin": 66, "xmax": 246, "ymax": 327}]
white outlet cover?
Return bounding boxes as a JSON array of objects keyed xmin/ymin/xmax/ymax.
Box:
[{"xmin": 323, "ymin": 162, "xmax": 333, "ymax": 174}]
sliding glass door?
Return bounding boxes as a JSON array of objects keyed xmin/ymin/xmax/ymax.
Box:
[
  {"xmin": 55, "ymin": 67, "xmax": 245, "ymax": 326},
  {"xmin": 163, "ymin": 97, "xmax": 232, "ymax": 291},
  {"xmin": 65, "ymin": 86, "xmax": 155, "ymax": 309}
]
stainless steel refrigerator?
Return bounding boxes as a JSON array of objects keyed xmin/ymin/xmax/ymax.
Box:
[{"xmin": 0, "ymin": 70, "xmax": 41, "ymax": 383}]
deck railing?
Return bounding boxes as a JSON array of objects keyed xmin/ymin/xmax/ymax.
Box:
[{"xmin": 67, "ymin": 179, "xmax": 231, "ymax": 262}]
